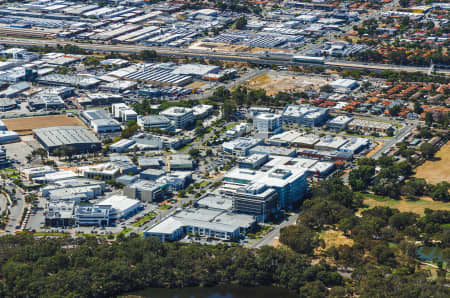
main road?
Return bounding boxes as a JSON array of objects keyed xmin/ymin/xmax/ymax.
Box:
[{"xmin": 1, "ymin": 37, "xmax": 449, "ymax": 75}]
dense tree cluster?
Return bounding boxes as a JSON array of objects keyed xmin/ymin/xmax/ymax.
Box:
[{"xmin": 0, "ymin": 234, "xmax": 344, "ymax": 297}]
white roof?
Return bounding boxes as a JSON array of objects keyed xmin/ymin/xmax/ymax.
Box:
[{"xmin": 98, "ymin": 195, "xmax": 140, "ymax": 212}]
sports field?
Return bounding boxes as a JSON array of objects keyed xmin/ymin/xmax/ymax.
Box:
[{"xmin": 3, "ymin": 115, "xmax": 85, "ymax": 135}]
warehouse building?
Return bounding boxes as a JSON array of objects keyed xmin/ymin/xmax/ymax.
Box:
[
  {"xmin": 108, "ymin": 139, "xmax": 136, "ymax": 153},
  {"xmin": 0, "ymin": 130, "xmax": 20, "ymax": 144},
  {"xmin": 37, "ymin": 74, "xmax": 100, "ymax": 88},
  {"xmin": 33, "ymin": 126, "xmax": 101, "ymax": 155},
  {"xmin": 80, "ymin": 109, "xmax": 121, "ymax": 134}
]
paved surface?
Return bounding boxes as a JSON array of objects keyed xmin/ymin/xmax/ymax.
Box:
[
  {"xmin": 0, "ymin": 37, "xmax": 448, "ymax": 75},
  {"xmin": 249, "ymin": 212, "xmax": 299, "ymax": 249}
]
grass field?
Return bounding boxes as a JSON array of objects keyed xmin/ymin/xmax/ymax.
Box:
[
  {"xmin": 359, "ymin": 193, "xmax": 450, "ymax": 216},
  {"xmin": 3, "ymin": 115, "xmax": 85, "ymax": 135},
  {"xmin": 318, "ymin": 230, "xmax": 354, "ymax": 249},
  {"xmin": 414, "ymin": 142, "xmax": 450, "ymax": 184}
]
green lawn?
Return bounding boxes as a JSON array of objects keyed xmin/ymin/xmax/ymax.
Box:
[
  {"xmin": 199, "ymin": 180, "xmax": 210, "ymax": 188},
  {"xmin": 358, "ymin": 192, "xmax": 450, "ymax": 215},
  {"xmin": 160, "ymin": 204, "xmax": 171, "ymax": 210},
  {"xmin": 132, "ymin": 212, "xmax": 156, "ymax": 227}
]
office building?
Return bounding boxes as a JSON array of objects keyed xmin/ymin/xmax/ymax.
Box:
[
  {"xmin": 282, "ymin": 105, "xmax": 329, "ymax": 127},
  {"xmin": 45, "ymin": 200, "xmax": 75, "ymax": 227},
  {"xmin": 222, "ymin": 137, "xmax": 263, "ymax": 156},
  {"xmin": 219, "ymin": 183, "xmax": 278, "ymax": 222},
  {"xmin": 74, "ymin": 204, "xmax": 111, "ymax": 226},
  {"xmin": 224, "ymin": 166, "xmax": 308, "ymax": 209},
  {"xmin": 0, "ymin": 146, "xmax": 9, "ymax": 168},
  {"xmin": 253, "ymin": 113, "xmax": 282, "ymax": 137},
  {"xmin": 327, "ymin": 115, "xmax": 353, "ymax": 130},
  {"xmin": 137, "ymin": 115, "xmax": 172, "ymax": 130},
  {"xmin": 108, "ymin": 139, "xmax": 136, "ymax": 153},
  {"xmin": 159, "ymin": 107, "xmax": 194, "ymax": 129},
  {"xmin": 144, "ymin": 208, "xmax": 256, "ymax": 242},
  {"xmin": 237, "ymin": 154, "xmax": 269, "ymax": 170},
  {"xmin": 123, "ymin": 180, "xmax": 168, "ymax": 202},
  {"xmin": 97, "ymin": 195, "xmax": 142, "ymax": 219},
  {"xmin": 112, "ymin": 103, "xmax": 138, "ymax": 122}
]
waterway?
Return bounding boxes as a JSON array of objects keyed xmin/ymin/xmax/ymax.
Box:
[
  {"xmin": 417, "ymin": 246, "xmax": 446, "ymax": 263},
  {"xmin": 127, "ymin": 286, "xmax": 298, "ymax": 298}
]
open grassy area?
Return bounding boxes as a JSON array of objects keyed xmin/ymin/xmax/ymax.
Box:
[
  {"xmin": 359, "ymin": 193, "xmax": 450, "ymax": 216},
  {"xmin": 414, "ymin": 142, "xmax": 450, "ymax": 184},
  {"xmin": 318, "ymin": 230, "xmax": 354, "ymax": 249},
  {"xmin": 132, "ymin": 212, "xmax": 156, "ymax": 227}
]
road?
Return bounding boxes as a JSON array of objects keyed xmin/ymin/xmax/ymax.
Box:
[
  {"xmin": 249, "ymin": 212, "xmax": 299, "ymax": 249},
  {"xmin": 0, "ymin": 37, "xmax": 448, "ymax": 75}
]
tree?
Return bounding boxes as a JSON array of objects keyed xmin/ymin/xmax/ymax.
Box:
[
  {"xmin": 399, "ymin": 0, "xmax": 409, "ymax": 8},
  {"xmin": 222, "ymin": 101, "xmax": 235, "ymax": 121},
  {"xmin": 234, "ymin": 16, "xmax": 247, "ymax": 30},
  {"xmin": 419, "ymin": 142, "xmax": 436, "ymax": 159},
  {"xmin": 431, "ymin": 182, "xmax": 449, "ymax": 202},
  {"xmin": 425, "ymin": 112, "xmax": 433, "ymax": 127},
  {"xmin": 388, "ymin": 105, "xmax": 401, "ymax": 116},
  {"xmin": 188, "ymin": 148, "xmax": 200, "ymax": 159},
  {"xmin": 279, "ymin": 224, "xmax": 318, "ymax": 255}
]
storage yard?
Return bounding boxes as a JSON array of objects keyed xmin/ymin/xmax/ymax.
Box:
[{"xmin": 3, "ymin": 115, "xmax": 85, "ymax": 135}]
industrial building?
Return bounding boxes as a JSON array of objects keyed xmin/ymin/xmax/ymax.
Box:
[
  {"xmin": 33, "ymin": 126, "xmax": 101, "ymax": 155},
  {"xmin": 0, "ymin": 130, "xmax": 20, "ymax": 144},
  {"xmin": 80, "ymin": 109, "xmax": 121, "ymax": 133},
  {"xmin": 37, "ymin": 74, "xmax": 100, "ymax": 88}
]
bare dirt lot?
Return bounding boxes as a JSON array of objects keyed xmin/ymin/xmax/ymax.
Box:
[
  {"xmin": 243, "ymin": 72, "xmax": 329, "ymax": 96},
  {"xmin": 3, "ymin": 115, "xmax": 85, "ymax": 135},
  {"xmin": 189, "ymin": 41, "xmax": 293, "ymax": 55},
  {"xmin": 414, "ymin": 142, "xmax": 450, "ymax": 184}
]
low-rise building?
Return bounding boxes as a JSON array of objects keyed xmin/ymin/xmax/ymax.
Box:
[
  {"xmin": 327, "ymin": 115, "xmax": 353, "ymax": 130},
  {"xmin": 347, "ymin": 119, "xmax": 394, "ymax": 135},
  {"xmin": 282, "ymin": 105, "xmax": 329, "ymax": 127},
  {"xmin": 137, "ymin": 115, "xmax": 173, "ymax": 130},
  {"xmin": 123, "ymin": 180, "xmax": 168, "ymax": 202},
  {"xmin": 97, "ymin": 195, "xmax": 142, "ymax": 219},
  {"xmin": 237, "ymin": 154, "xmax": 269, "ymax": 169},
  {"xmin": 253, "ymin": 113, "xmax": 282, "ymax": 137},
  {"xmin": 222, "ymin": 137, "xmax": 263, "ymax": 156},
  {"xmin": 144, "ymin": 208, "xmax": 256, "ymax": 242}
]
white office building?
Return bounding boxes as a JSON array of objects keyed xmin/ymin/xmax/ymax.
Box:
[
  {"xmin": 112, "ymin": 103, "xmax": 138, "ymax": 122},
  {"xmin": 253, "ymin": 113, "xmax": 282, "ymax": 137},
  {"xmin": 159, "ymin": 107, "xmax": 194, "ymax": 129}
]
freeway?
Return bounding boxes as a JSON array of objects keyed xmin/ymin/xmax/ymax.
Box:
[{"xmin": 1, "ymin": 37, "xmax": 449, "ymax": 75}]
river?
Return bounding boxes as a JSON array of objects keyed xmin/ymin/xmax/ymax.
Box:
[{"xmin": 127, "ymin": 286, "xmax": 298, "ymax": 298}]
